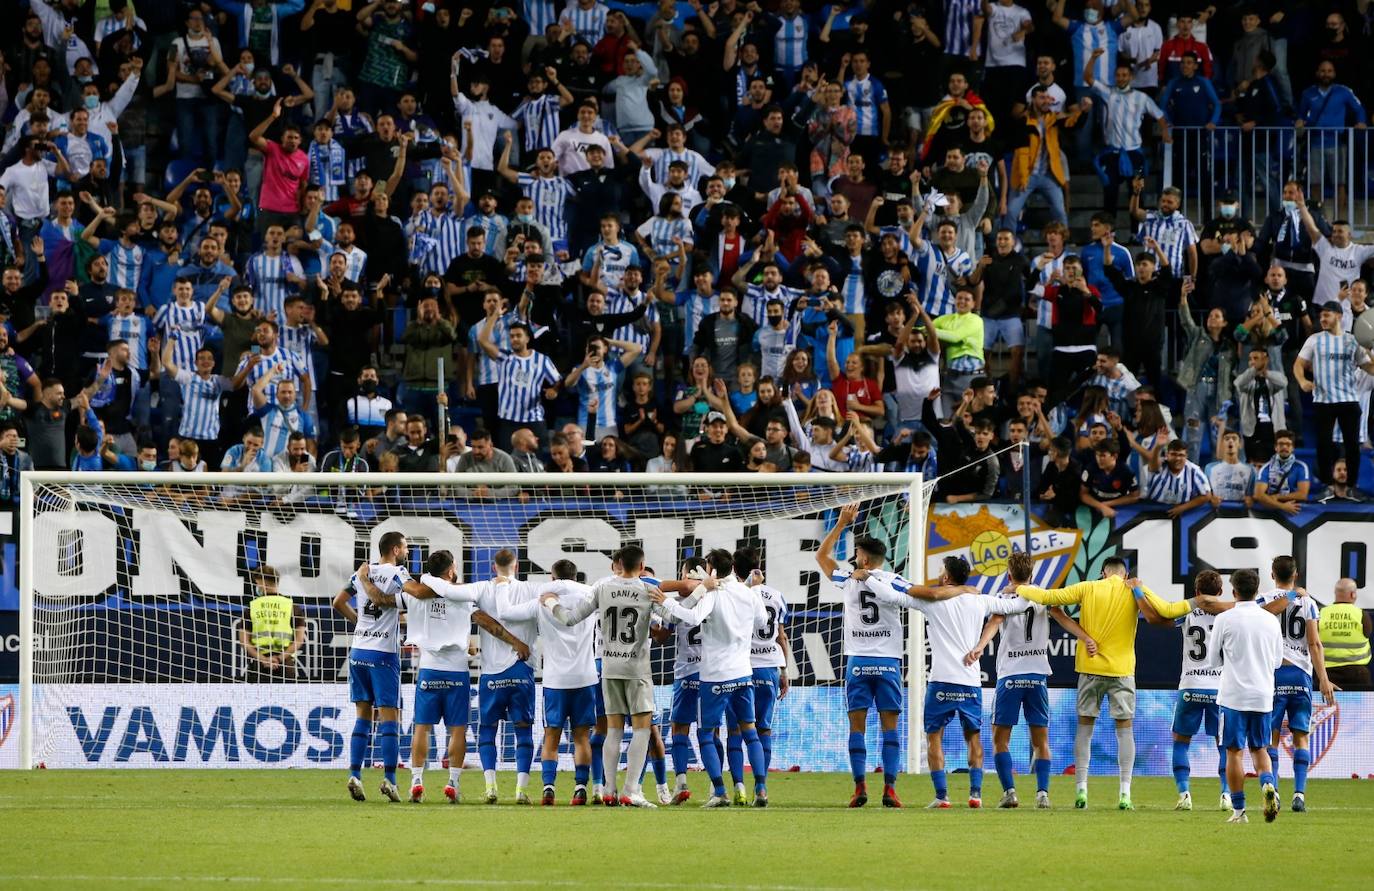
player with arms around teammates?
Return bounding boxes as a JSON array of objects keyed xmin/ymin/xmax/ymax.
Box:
[
  {"xmin": 816, "ymin": 503, "xmax": 913, "ymax": 808},
  {"xmin": 1255, "ymin": 555, "xmax": 1338, "ymax": 813},
  {"xmin": 966, "ymin": 551, "xmax": 1098, "ymax": 809},
  {"xmin": 650, "ymin": 555, "xmax": 716, "ymax": 805},
  {"xmin": 859, "ymin": 556, "xmax": 1033, "ymax": 809},
  {"xmin": 502, "ymin": 559, "xmax": 601, "ymax": 805},
  {"xmin": 1213, "ymin": 568, "xmax": 1283, "ymax": 824},
  {"xmin": 542, "ymin": 545, "xmax": 669, "ymax": 808},
  {"xmin": 651, "ymin": 548, "xmax": 773, "ymax": 807},
  {"xmin": 740, "ymin": 547, "xmax": 792, "ymax": 775},
  {"xmin": 355, "ymin": 549, "xmax": 531, "ymax": 804},
  {"xmin": 1137, "ymin": 568, "xmax": 1232, "ymax": 811},
  {"xmin": 331, "ymin": 532, "xmax": 429, "ymax": 803}
]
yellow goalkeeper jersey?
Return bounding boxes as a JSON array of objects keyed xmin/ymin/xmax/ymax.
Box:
[{"xmin": 1016, "ymin": 576, "xmax": 1193, "ymax": 678}]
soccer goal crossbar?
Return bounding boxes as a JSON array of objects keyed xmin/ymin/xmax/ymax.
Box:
[{"xmin": 17, "ymin": 471, "xmax": 930, "ymax": 773}]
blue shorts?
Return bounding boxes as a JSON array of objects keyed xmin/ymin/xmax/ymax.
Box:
[
  {"xmin": 413, "ymin": 669, "xmax": 471, "ymax": 728},
  {"xmin": 699, "ymin": 677, "xmax": 756, "ymax": 729},
  {"xmin": 751, "ymin": 667, "xmax": 781, "ymax": 731},
  {"xmin": 478, "ymin": 661, "xmax": 536, "ymax": 727},
  {"xmin": 924, "ymin": 682, "xmax": 982, "ymax": 734},
  {"xmin": 1270, "ymin": 665, "xmax": 1312, "ymax": 734},
  {"xmin": 845, "ymin": 656, "xmax": 903, "ymax": 714},
  {"xmin": 983, "ymin": 316, "xmax": 1025, "ymax": 349},
  {"xmin": 1221, "ymin": 707, "xmax": 1272, "ymax": 751},
  {"xmin": 670, "ymin": 675, "xmax": 700, "ymax": 725},
  {"xmin": 993, "ymin": 674, "xmax": 1049, "ymax": 728},
  {"xmin": 594, "ymin": 659, "xmax": 606, "ymax": 719},
  {"xmin": 726, "ymin": 668, "xmax": 782, "ymax": 732},
  {"xmin": 544, "ymin": 684, "xmax": 598, "ymax": 731},
  {"xmin": 348, "ymin": 649, "xmax": 401, "ymax": 709},
  {"xmin": 1172, "ymin": 688, "xmax": 1220, "ymax": 739}
]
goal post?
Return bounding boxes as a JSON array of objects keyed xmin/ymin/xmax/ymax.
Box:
[{"xmin": 16, "ymin": 470, "xmax": 931, "ymax": 772}]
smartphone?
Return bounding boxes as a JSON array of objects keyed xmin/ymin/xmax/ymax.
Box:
[
  {"xmin": 1183, "ymin": 275, "xmax": 1193, "ymax": 288},
  {"xmin": 251, "ymin": 344, "xmax": 261, "ymax": 355}
]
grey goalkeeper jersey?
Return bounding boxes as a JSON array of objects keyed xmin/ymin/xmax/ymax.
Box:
[{"xmin": 554, "ymin": 576, "xmax": 668, "ymax": 680}]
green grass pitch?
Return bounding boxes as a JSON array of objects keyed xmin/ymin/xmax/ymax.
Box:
[{"xmin": 2, "ymin": 771, "xmax": 1370, "ymax": 889}]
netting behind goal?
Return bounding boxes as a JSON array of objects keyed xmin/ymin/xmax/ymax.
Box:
[{"xmin": 17, "ymin": 472, "xmax": 928, "ymax": 772}]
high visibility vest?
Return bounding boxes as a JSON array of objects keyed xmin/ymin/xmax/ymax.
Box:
[
  {"xmin": 1319, "ymin": 603, "xmax": 1371, "ymax": 668},
  {"xmin": 250, "ymin": 594, "xmax": 295, "ymax": 653}
]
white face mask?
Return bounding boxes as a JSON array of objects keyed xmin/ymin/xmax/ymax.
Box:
[{"xmin": 1084, "ymin": 8, "xmax": 1100, "ymax": 24}]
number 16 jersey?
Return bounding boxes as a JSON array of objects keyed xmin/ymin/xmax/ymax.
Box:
[{"xmin": 833, "ymin": 568, "xmax": 910, "ymax": 660}]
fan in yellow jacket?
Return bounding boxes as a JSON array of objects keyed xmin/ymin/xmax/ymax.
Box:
[{"xmin": 1015, "ymin": 556, "xmax": 1207, "ymax": 811}]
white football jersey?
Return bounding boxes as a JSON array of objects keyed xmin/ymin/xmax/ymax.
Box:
[
  {"xmin": 833, "ymin": 568, "xmax": 909, "ymax": 660},
  {"xmin": 347, "ymin": 562, "xmax": 412, "ymax": 654},
  {"xmin": 913, "ymin": 593, "xmax": 1029, "ymax": 687},
  {"xmin": 750, "ymin": 584, "xmax": 788, "ymax": 669},
  {"xmin": 660, "ymin": 576, "xmax": 767, "ymax": 683},
  {"xmin": 476, "ymin": 579, "xmax": 541, "ymax": 675},
  {"xmin": 398, "ymin": 573, "xmax": 481, "ymax": 672},
  {"xmin": 1176, "ymin": 607, "xmax": 1222, "ymax": 691},
  {"xmin": 993, "ymin": 592, "xmax": 1053, "ymax": 679},
  {"xmin": 1257, "ymin": 589, "xmax": 1320, "ymax": 675},
  {"xmin": 523, "ymin": 579, "xmax": 599, "ymax": 689}
]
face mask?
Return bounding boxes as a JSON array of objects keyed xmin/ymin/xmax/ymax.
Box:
[
  {"xmin": 77, "ymin": 75, "xmax": 92, "ymax": 84},
  {"xmin": 1083, "ymin": 9, "xmax": 1099, "ymax": 24},
  {"xmin": 516, "ymin": 213, "xmax": 533, "ymax": 223},
  {"xmin": 361, "ymin": 380, "xmax": 378, "ymax": 395},
  {"xmin": 1220, "ymin": 204, "xmax": 1237, "ymax": 219},
  {"xmin": 722, "ymin": 177, "xmax": 736, "ymax": 190},
  {"xmin": 1220, "ymin": 242, "xmax": 1233, "ymax": 254},
  {"xmin": 425, "ymin": 286, "xmax": 441, "ymax": 296},
  {"xmin": 139, "ymin": 460, "xmax": 158, "ymax": 471},
  {"xmin": 243, "ymin": 63, "xmax": 255, "ymax": 76},
  {"xmin": 1282, "ymin": 200, "xmax": 1297, "ymax": 212},
  {"xmin": 255, "ymin": 84, "xmax": 271, "ymax": 96},
  {"xmin": 84, "ymin": 95, "xmax": 99, "ymax": 110}
]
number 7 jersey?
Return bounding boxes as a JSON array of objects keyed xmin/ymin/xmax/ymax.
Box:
[{"xmin": 833, "ymin": 568, "xmax": 910, "ymax": 660}]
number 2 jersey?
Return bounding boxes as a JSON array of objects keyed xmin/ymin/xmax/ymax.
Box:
[
  {"xmin": 1176, "ymin": 607, "xmax": 1221, "ymax": 691},
  {"xmin": 347, "ymin": 562, "xmax": 413, "ymax": 655},
  {"xmin": 750, "ymin": 584, "xmax": 788, "ymax": 669},
  {"xmin": 832, "ymin": 567, "xmax": 911, "ymax": 660},
  {"xmin": 1257, "ymin": 589, "xmax": 1320, "ymax": 676}
]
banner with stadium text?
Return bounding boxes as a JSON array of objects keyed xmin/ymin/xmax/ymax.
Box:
[{"xmin": 4, "ymin": 683, "xmax": 1372, "ymax": 777}]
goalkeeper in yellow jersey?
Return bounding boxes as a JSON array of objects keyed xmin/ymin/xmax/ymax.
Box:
[{"xmin": 1015, "ymin": 556, "xmax": 1215, "ymax": 811}]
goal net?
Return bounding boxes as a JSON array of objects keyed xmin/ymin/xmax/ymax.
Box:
[{"xmin": 17, "ymin": 472, "xmax": 930, "ymax": 773}]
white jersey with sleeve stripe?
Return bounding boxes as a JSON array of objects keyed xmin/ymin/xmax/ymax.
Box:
[
  {"xmin": 475, "ymin": 578, "xmax": 541, "ymax": 676},
  {"xmin": 653, "ymin": 589, "xmax": 704, "ymax": 679},
  {"xmin": 399, "ymin": 573, "xmax": 481, "ymax": 672},
  {"xmin": 553, "ymin": 575, "xmax": 666, "ymax": 680},
  {"xmin": 993, "ymin": 592, "xmax": 1053, "ymax": 678},
  {"xmin": 505, "ymin": 579, "xmax": 599, "ymax": 689},
  {"xmin": 1175, "ymin": 607, "xmax": 1222, "ymax": 691},
  {"xmin": 751, "ymin": 584, "xmax": 788, "ymax": 669},
  {"xmin": 658, "ymin": 576, "xmax": 767, "ymax": 683},
  {"xmin": 833, "ymin": 567, "xmax": 909, "ymax": 660},
  {"xmin": 1257, "ymin": 589, "xmax": 1320, "ymax": 675},
  {"xmin": 347, "ymin": 562, "xmax": 412, "ymax": 654}
]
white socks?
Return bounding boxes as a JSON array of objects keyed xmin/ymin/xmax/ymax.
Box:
[
  {"xmin": 1074, "ymin": 723, "xmax": 1093, "ymax": 792},
  {"xmin": 483, "ymin": 768, "xmax": 497, "ymax": 787},
  {"xmin": 448, "ymin": 767, "xmax": 461, "ymax": 787},
  {"xmin": 1115, "ymin": 725, "xmax": 1135, "ymax": 793},
  {"xmin": 516, "ymin": 772, "xmax": 529, "ymax": 792},
  {"xmin": 625, "ymin": 729, "xmax": 650, "ymax": 796},
  {"xmin": 411, "ymin": 767, "xmax": 424, "ymax": 786},
  {"xmin": 602, "ymin": 726, "xmax": 625, "ymax": 796}
]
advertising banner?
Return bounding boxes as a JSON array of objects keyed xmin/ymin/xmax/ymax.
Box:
[{"xmin": 11, "ymin": 682, "xmax": 1373, "ymax": 778}]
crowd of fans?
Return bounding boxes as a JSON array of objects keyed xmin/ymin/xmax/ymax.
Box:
[{"xmin": 0, "ymin": 0, "xmax": 1372, "ymax": 514}]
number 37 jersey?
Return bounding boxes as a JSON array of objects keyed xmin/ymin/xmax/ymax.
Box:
[{"xmin": 833, "ymin": 568, "xmax": 910, "ymax": 660}]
